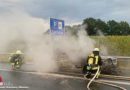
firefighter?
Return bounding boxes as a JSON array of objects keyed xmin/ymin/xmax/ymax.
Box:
[
  {"xmin": 83, "ymin": 48, "xmax": 102, "ymax": 78},
  {"xmin": 9, "ymin": 50, "xmax": 23, "ymax": 66}
]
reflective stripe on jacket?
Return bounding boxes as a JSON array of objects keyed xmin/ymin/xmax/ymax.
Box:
[{"xmin": 87, "ymin": 66, "xmax": 98, "ymax": 70}]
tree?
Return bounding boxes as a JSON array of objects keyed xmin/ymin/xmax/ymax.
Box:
[
  {"xmin": 107, "ymin": 20, "xmax": 120, "ymax": 35},
  {"xmin": 79, "ymin": 17, "xmax": 130, "ymax": 35},
  {"xmin": 83, "ymin": 18, "xmax": 97, "ymax": 35},
  {"xmin": 119, "ymin": 21, "xmax": 130, "ymax": 35},
  {"xmin": 83, "ymin": 18, "xmax": 108, "ymax": 35},
  {"xmin": 107, "ymin": 20, "xmax": 130, "ymax": 35},
  {"xmin": 95, "ymin": 19, "xmax": 109, "ymax": 35}
]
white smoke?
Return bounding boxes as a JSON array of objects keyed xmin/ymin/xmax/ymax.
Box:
[
  {"xmin": 52, "ymin": 26, "xmax": 95, "ymax": 63},
  {"xmin": 0, "ymin": 1, "xmax": 95, "ymax": 72}
]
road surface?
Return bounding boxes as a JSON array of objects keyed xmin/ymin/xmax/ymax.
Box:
[{"xmin": 0, "ymin": 62, "xmax": 129, "ymax": 90}]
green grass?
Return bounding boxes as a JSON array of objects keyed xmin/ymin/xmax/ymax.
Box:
[{"xmin": 91, "ymin": 36, "xmax": 130, "ymax": 56}]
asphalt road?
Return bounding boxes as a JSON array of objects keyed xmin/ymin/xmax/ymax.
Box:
[
  {"xmin": 0, "ymin": 70, "xmax": 119, "ymax": 90},
  {"xmin": 0, "ymin": 62, "xmax": 129, "ymax": 90}
]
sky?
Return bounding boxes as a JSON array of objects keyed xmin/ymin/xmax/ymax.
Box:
[{"xmin": 0, "ymin": 0, "xmax": 130, "ymax": 24}]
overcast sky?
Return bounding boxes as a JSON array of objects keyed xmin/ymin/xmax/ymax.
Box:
[{"xmin": 0, "ymin": 0, "xmax": 130, "ymax": 24}]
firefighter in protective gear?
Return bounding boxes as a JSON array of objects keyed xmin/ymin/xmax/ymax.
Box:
[
  {"xmin": 83, "ymin": 48, "xmax": 102, "ymax": 78},
  {"xmin": 9, "ymin": 50, "xmax": 23, "ymax": 66}
]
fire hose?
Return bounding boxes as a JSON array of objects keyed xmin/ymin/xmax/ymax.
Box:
[{"xmin": 86, "ymin": 66, "xmax": 100, "ymax": 90}]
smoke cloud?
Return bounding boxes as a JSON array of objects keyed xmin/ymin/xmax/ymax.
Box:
[{"xmin": 0, "ymin": 6, "xmax": 95, "ymax": 72}]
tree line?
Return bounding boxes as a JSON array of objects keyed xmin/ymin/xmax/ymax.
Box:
[
  {"xmin": 82, "ymin": 17, "xmax": 130, "ymax": 35},
  {"xmin": 65, "ymin": 18, "xmax": 130, "ymax": 36}
]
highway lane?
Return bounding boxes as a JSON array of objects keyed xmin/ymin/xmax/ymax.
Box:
[
  {"xmin": 0, "ymin": 70, "xmax": 121, "ymax": 90},
  {"xmin": 0, "ymin": 62, "xmax": 121, "ymax": 90}
]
